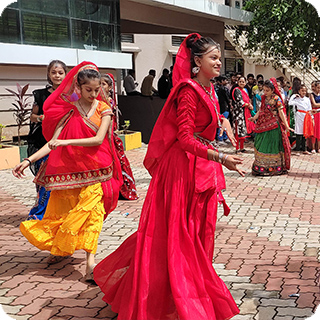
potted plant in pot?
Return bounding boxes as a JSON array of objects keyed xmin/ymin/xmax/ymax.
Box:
[
  {"xmin": 0, "ymin": 123, "xmax": 20, "ymax": 170},
  {"xmin": 6, "ymin": 83, "xmax": 32, "ymax": 161},
  {"xmin": 117, "ymin": 120, "xmax": 142, "ymax": 151}
]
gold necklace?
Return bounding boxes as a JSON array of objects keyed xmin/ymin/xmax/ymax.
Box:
[{"xmin": 196, "ymin": 78, "xmax": 222, "ymax": 127}]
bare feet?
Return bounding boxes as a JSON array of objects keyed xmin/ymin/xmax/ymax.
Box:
[{"xmin": 47, "ymin": 254, "xmax": 67, "ymax": 265}]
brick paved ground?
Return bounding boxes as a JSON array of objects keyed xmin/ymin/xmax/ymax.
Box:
[{"xmin": 0, "ymin": 142, "xmax": 319, "ymax": 320}]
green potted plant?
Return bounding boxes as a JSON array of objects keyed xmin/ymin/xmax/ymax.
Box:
[
  {"xmin": 6, "ymin": 83, "xmax": 32, "ymax": 161},
  {"xmin": 0, "ymin": 123, "xmax": 20, "ymax": 170},
  {"xmin": 117, "ymin": 120, "xmax": 141, "ymax": 151}
]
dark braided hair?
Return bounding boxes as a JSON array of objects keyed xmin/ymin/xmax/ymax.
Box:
[
  {"xmin": 263, "ymin": 80, "xmax": 275, "ymax": 91},
  {"xmin": 77, "ymin": 69, "xmax": 101, "ymax": 86},
  {"xmin": 186, "ymin": 34, "xmax": 221, "ymax": 69}
]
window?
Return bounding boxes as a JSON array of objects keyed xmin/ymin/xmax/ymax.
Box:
[
  {"xmin": 0, "ymin": 9, "xmax": 20, "ymax": 43},
  {"xmin": 172, "ymin": 36, "xmax": 186, "ymax": 47},
  {"xmin": 121, "ymin": 34, "xmax": 134, "ymax": 43},
  {"xmin": 22, "ymin": 13, "xmax": 70, "ymax": 47},
  {"xmin": 0, "ymin": 0, "xmax": 120, "ymax": 52}
]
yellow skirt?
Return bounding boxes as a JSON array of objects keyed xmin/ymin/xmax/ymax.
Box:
[{"xmin": 20, "ymin": 183, "xmax": 105, "ymax": 256}]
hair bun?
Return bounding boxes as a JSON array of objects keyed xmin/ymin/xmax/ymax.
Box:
[{"xmin": 186, "ymin": 33, "xmax": 200, "ymax": 49}]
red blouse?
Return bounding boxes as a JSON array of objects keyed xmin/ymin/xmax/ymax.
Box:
[{"xmin": 176, "ymin": 86, "xmax": 213, "ymax": 160}]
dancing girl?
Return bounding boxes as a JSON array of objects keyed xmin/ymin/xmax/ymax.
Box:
[{"xmin": 93, "ymin": 33, "xmax": 245, "ymax": 320}]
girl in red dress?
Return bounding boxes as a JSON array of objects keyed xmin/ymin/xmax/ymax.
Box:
[
  {"xmin": 93, "ymin": 34, "xmax": 245, "ymax": 320},
  {"xmin": 101, "ymin": 73, "xmax": 139, "ymax": 200}
]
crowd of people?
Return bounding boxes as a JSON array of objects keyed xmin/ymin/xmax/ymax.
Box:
[
  {"xmin": 213, "ymin": 72, "xmax": 320, "ymax": 176},
  {"xmin": 10, "ymin": 32, "xmax": 320, "ymax": 320}
]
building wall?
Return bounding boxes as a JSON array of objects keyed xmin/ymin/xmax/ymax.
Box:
[
  {"xmin": 122, "ymin": 32, "xmax": 226, "ymax": 93},
  {"xmin": 130, "ymin": 34, "xmax": 175, "ymax": 92}
]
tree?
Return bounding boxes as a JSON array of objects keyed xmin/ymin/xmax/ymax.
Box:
[{"xmin": 235, "ymin": 0, "xmax": 320, "ymax": 68}]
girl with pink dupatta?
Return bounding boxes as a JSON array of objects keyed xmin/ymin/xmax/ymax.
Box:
[{"xmin": 93, "ymin": 33, "xmax": 245, "ymax": 320}]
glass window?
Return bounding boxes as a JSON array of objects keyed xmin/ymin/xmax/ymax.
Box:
[
  {"xmin": 22, "ymin": 13, "xmax": 70, "ymax": 47},
  {"xmin": 0, "ymin": 9, "xmax": 20, "ymax": 43},
  {"xmin": 71, "ymin": 20, "xmax": 120, "ymax": 51},
  {"xmin": 20, "ymin": 0, "xmax": 69, "ymax": 16},
  {"xmin": 1, "ymin": 0, "xmax": 120, "ymax": 52},
  {"xmin": 70, "ymin": 0, "xmax": 117, "ymax": 23}
]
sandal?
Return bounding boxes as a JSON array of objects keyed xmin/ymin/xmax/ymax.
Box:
[{"xmin": 47, "ymin": 254, "xmax": 67, "ymax": 265}]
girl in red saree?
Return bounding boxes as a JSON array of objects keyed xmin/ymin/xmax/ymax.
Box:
[
  {"xmin": 249, "ymin": 79, "xmax": 293, "ymax": 176},
  {"xmin": 93, "ymin": 33, "xmax": 245, "ymax": 320},
  {"xmin": 101, "ymin": 73, "xmax": 139, "ymax": 200},
  {"xmin": 12, "ymin": 62, "xmax": 122, "ymax": 280}
]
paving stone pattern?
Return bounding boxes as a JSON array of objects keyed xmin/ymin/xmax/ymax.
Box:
[{"xmin": 0, "ymin": 142, "xmax": 319, "ymax": 320}]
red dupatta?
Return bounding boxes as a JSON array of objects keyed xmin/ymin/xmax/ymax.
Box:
[
  {"xmin": 36, "ymin": 61, "xmax": 122, "ymax": 191},
  {"xmin": 240, "ymin": 88, "xmax": 255, "ymax": 134},
  {"xmin": 255, "ymin": 91, "xmax": 291, "ymax": 170},
  {"xmin": 105, "ymin": 73, "xmax": 119, "ymax": 131}
]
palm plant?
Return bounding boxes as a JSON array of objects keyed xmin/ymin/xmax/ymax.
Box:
[{"xmin": 6, "ymin": 84, "xmax": 32, "ymax": 146}]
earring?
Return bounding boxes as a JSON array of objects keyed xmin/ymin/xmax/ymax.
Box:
[{"xmin": 192, "ymin": 66, "xmax": 200, "ymax": 74}]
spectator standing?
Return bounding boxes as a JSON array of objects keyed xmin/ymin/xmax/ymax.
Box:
[
  {"xmin": 227, "ymin": 72, "xmax": 237, "ymax": 91},
  {"xmin": 245, "ymin": 73, "xmax": 255, "ymax": 99},
  {"xmin": 276, "ymin": 77, "xmax": 287, "ymax": 104},
  {"xmin": 309, "ymin": 81, "xmax": 320, "ymax": 152},
  {"xmin": 252, "ymin": 74, "xmax": 264, "ymax": 93},
  {"xmin": 215, "ymin": 75, "xmax": 231, "ymax": 144},
  {"xmin": 27, "ymin": 60, "xmax": 67, "ymax": 220},
  {"xmin": 141, "ymin": 69, "xmax": 158, "ymax": 97},
  {"xmin": 231, "ymin": 76, "xmax": 253, "ymax": 152},
  {"xmin": 289, "ymin": 84, "xmax": 313, "ymax": 155},
  {"xmin": 252, "ymin": 80, "xmax": 264, "ymax": 114},
  {"xmin": 157, "ymin": 68, "xmax": 170, "ymax": 99},
  {"xmin": 124, "ymin": 70, "xmax": 140, "ymax": 96}
]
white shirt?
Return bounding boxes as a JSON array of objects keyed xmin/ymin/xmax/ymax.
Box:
[
  {"xmin": 123, "ymin": 75, "xmax": 137, "ymax": 94},
  {"xmin": 289, "ymin": 95, "xmax": 312, "ymax": 135}
]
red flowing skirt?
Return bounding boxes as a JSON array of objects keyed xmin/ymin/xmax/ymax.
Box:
[
  {"xmin": 313, "ymin": 112, "xmax": 320, "ymax": 139},
  {"xmin": 93, "ymin": 142, "xmax": 239, "ymax": 320}
]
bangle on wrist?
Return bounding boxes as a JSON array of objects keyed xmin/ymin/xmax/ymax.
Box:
[
  {"xmin": 222, "ymin": 155, "xmax": 229, "ymax": 165},
  {"xmin": 218, "ymin": 151, "xmax": 224, "ymax": 163},
  {"xmin": 24, "ymin": 158, "xmax": 32, "ymax": 166}
]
